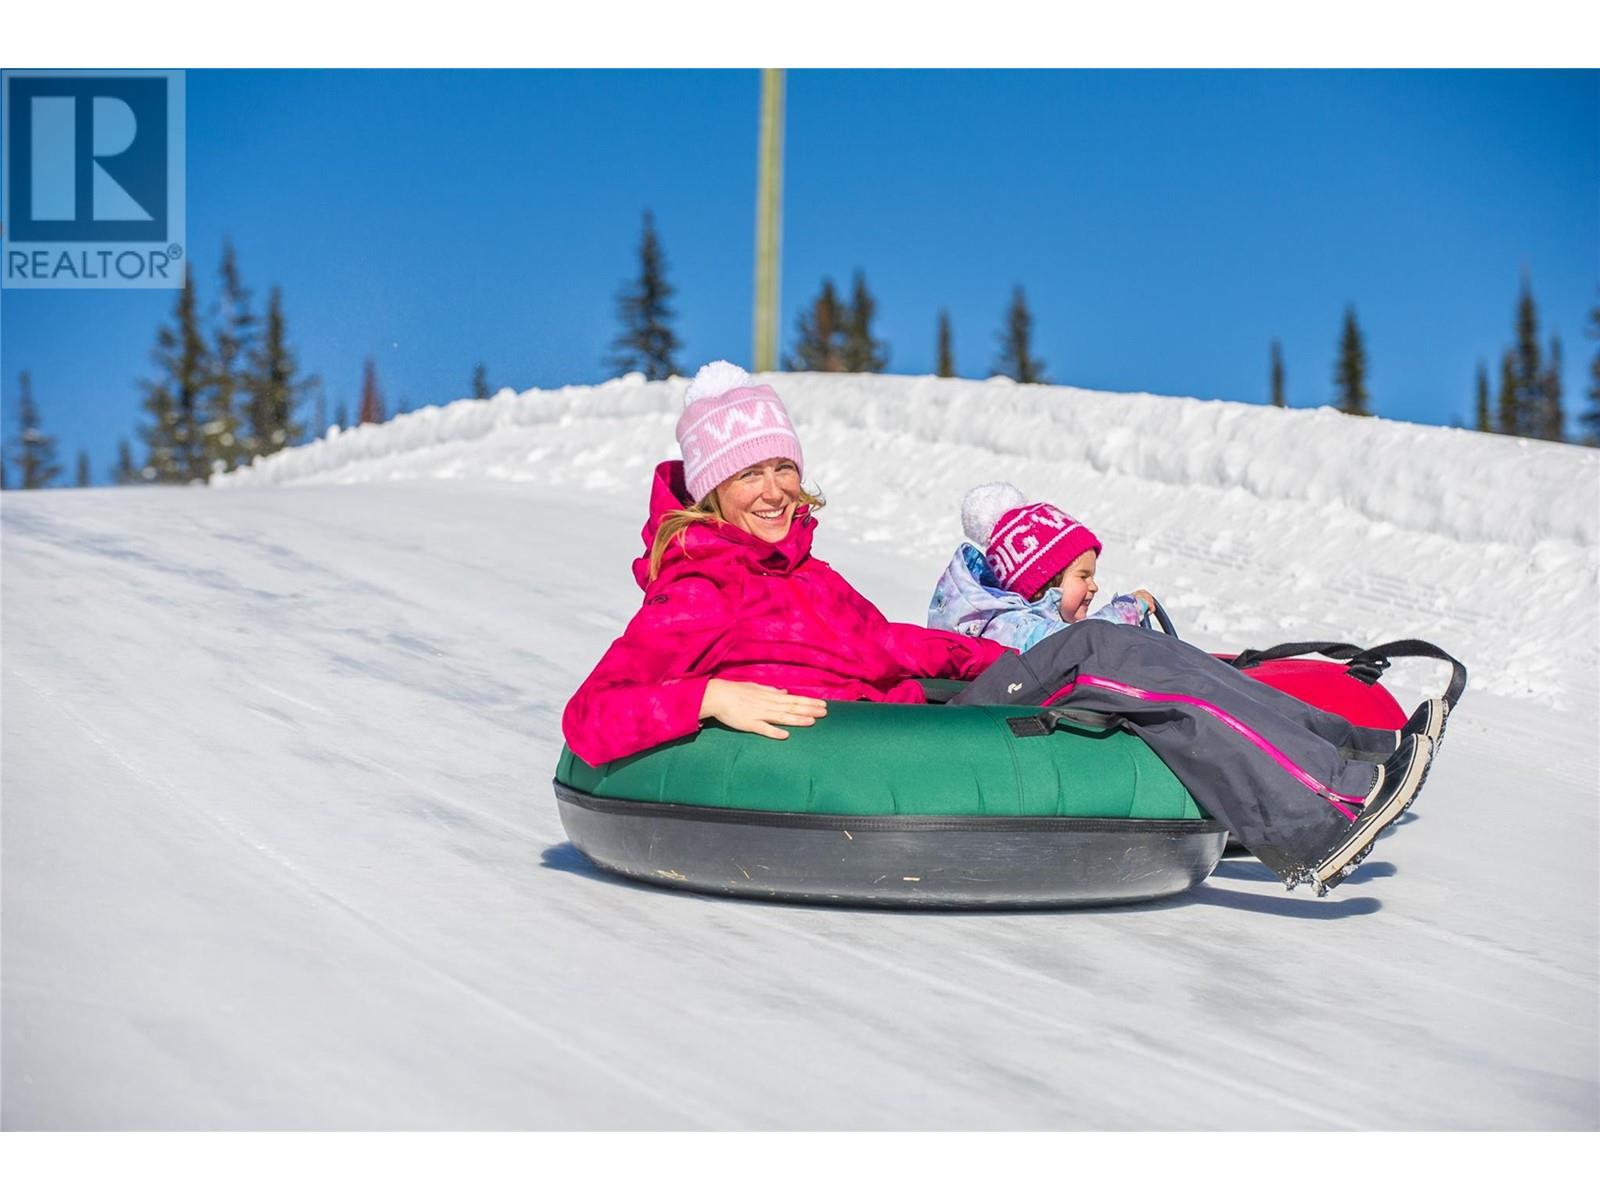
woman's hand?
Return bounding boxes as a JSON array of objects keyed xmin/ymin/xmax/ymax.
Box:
[
  {"xmin": 1133, "ymin": 589, "xmax": 1158, "ymax": 618},
  {"xmin": 699, "ymin": 678, "xmax": 828, "ymax": 741}
]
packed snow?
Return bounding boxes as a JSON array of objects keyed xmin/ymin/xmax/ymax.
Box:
[{"xmin": 4, "ymin": 372, "xmax": 1597, "ymax": 1129}]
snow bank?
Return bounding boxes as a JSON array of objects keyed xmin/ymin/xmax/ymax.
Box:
[{"xmin": 216, "ymin": 372, "xmax": 1600, "ymax": 706}]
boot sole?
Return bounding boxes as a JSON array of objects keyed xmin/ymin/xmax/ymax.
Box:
[{"xmin": 1312, "ymin": 737, "xmax": 1434, "ymax": 893}]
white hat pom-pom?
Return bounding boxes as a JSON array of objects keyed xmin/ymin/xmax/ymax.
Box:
[
  {"xmin": 961, "ymin": 482, "xmax": 1028, "ymax": 546},
  {"xmin": 684, "ymin": 361, "xmax": 753, "ymax": 406}
]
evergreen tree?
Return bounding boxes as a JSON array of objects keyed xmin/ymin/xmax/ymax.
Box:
[
  {"xmin": 76, "ymin": 450, "xmax": 90, "ymax": 488},
  {"xmin": 204, "ymin": 240, "xmax": 254, "ymax": 473},
  {"xmin": 1497, "ymin": 351, "xmax": 1519, "ymax": 440},
  {"xmin": 246, "ymin": 287, "xmax": 312, "ymax": 454},
  {"xmin": 1505, "ymin": 281, "xmax": 1545, "ymax": 438},
  {"xmin": 840, "ymin": 271, "xmax": 888, "ymax": 373},
  {"xmin": 333, "ymin": 402, "xmax": 349, "ymax": 432},
  {"xmin": 1270, "ymin": 340, "xmax": 1286, "ymax": 407},
  {"xmin": 993, "ymin": 287, "xmax": 1046, "ymax": 384},
  {"xmin": 358, "ymin": 358, "xmax": 385, "ymax": 425},
  {"xmin": 786, "ymin": 279, "xmax": 846, "ymax": 371},
  {"xmin": 139, "ymin": 271, "xmax": 211, "ymax": 481},
  {"xmin": 608, "ymin": 210, "xmax": 681, "ymax": 381},
  {"xmin": 472, "ymin": 363, "xmax": 491, "ymax": 399},
  {"xmin": 1539, "ymin": 336, "xmax": 1564, "ymax": 442},
  {"xmin": 1474, "ymin": 363, "xmax": 1491, "ymax": 433},
  {"xmin": 1333, "ymin": 307, "xmax": 1371, "ymax": 416},
  {"xmin": 310, "ymin": 383, "xmax": 327, "ymax": 442},
  {"xmin": 936, "ymin": 311, "xmax": 955, "ymax": 378},
  {"xmin": 1494, "ymin": 280, "xmax": 1551, "ymax": 438},
  {"xmin": 11, "ymin": 372, "xmax": 63, "ymax": 488},
  {"xmin": 1582, "ymin": 302, "xmax": 1600, "ymax": 447},
  {"xmin": 114, "ymin": 439, "xmax": 137, "ymax": 485}
]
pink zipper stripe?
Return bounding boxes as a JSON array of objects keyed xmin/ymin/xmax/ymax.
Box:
[{"xmin": 1061, "ymin": 674, "xmax": 1365, "ymax": 821}]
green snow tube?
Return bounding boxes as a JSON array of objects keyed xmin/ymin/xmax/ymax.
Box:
[{"xmin": 553, "ymin": 696, "xmax": 1226, "ymax": 909}]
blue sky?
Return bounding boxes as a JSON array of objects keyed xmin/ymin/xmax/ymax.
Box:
[{"xmin": 2, "ymin": 68, "xmax": 1596, "ymax": 484}]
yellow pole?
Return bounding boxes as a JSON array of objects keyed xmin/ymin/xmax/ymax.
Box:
[{"xmin": 753, "ymin": 68, "xmax": 785, "ymax": 374}]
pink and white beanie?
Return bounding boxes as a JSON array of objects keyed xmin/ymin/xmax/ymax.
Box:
[
  {"xmin": 961, "ymin": 482, "xmax": 1103, "ymax": 600},
  {"xmin": 676, "ymin": 361, "xmax": 804, "ymax": 504}
]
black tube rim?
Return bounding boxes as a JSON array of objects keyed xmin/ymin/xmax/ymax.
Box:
[{"xmin": 553, "ymin": 780, "xmax": 1224, "ymax": 836}]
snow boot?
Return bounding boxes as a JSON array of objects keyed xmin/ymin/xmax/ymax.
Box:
[{"xmin": 1309, "ymin": 733, "xmax": 1435, "ymax": 896}]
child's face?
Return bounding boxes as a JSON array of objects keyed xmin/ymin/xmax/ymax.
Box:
[{"xmin": 1055, "ymin": 550, "xmax": 1100, "ymax": 622}]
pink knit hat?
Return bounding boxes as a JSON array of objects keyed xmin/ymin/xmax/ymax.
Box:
[
  {"xmin": 961, "ymin": 482, "xmax": 1103, "ymax": 601},
  {"xmin": 676, "ymin": 362, "xmax": 804, "ymax": 503}
]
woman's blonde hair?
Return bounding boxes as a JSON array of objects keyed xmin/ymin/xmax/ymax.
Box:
[{"xmin": 648, "ymin": 484, "xmax": 826, "ymax": 581}]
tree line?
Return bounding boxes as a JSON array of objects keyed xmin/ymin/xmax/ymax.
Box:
[
  {"xmin": 130, "ymin": 241, "xmax": 317, "ymax": 483},
  {"xmin": 607, "ymin": 212, "xmax": 1052, "ymax": 386},
  {"xmin": 1272, "ymin": 281, "xmax": 1590, "ymax": 442},
  {"xmin": 5, "ymin": 220, "xmax": 1597, "ymax": 492},
  {"xmin": 1, "ymin": 239, "xmax": 498, "ymax": 490},
  {"xmin": 608, "ymin": 211, "xmax": 1600, "ymax": 445},
  {"xmin": 4, "ymin": 242, "xmax": 319, "ymax": 489}
]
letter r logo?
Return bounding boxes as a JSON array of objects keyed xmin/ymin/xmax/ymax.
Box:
[{"xmin": 6, "ymin": 75, "xmax": 168, "ymax": 242}]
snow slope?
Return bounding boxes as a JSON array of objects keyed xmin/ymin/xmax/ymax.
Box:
[{"xmin": 4, "ymin": 373, "xmax": 1597, "ymax": 1129}]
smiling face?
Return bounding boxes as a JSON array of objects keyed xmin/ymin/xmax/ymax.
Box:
[
  {"xmin": 714, "ymin": 457, "xmax": 803, "ymax": 543},
  {"xmin": 1051, "ymin": 549, "xmax": 1100, "ymax": 621}
]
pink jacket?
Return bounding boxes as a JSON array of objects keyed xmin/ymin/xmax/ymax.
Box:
[{"xmin": 561, "ymin": 462, "xmax": 1009, "ymax": 766}]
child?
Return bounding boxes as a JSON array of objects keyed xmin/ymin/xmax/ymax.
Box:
[
  {"xmin": 929, "ymin": 482, "xmax": 1453, "ymax": 895},
  {"xmin": 928, "ymin": 482, "xmax": 1155, "ymax": 651}
]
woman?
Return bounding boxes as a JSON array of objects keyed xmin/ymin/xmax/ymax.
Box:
[
  {"xmin": 562, "ymin": 363, "xmax": 1443, "ymax": 897},
  {"xmin": 561, "ymin": 361, "xmax": 1006, "ymax": 768}
]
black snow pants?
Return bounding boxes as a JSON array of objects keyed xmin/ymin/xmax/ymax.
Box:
[{"xmin": 952, "ymin": 620, "xmax": 1395, "ymax": 883}]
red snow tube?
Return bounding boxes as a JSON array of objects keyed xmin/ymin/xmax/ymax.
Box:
[{"xmin": 1226, "ymin": 656, "xmax": 1407, "ymax": 729}]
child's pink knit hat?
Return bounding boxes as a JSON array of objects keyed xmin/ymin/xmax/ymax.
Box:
[
  {"xmin": 962, "ymin": 482, "xmax": 1103, "ymax": 601},
  {"xmin": 675, "ymin": 361, "xmax": 805, "ymax": 504}
]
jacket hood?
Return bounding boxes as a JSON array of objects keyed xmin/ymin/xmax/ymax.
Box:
[
  {"xmin": 937, "ymin": 542, "xmax": 1056, "ymax": 622},
  {"xmin": 631, "ymin": 459, "xmax": 816, "ymax": 590}
]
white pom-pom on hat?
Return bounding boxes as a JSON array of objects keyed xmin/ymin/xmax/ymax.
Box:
[
  {"xmin": 684, "ymin": 361, "xmax": 754, "ymax": 406},
  {"xmin": 961, "ymin": 481, "xmax": 1028, "ymax": 546}
]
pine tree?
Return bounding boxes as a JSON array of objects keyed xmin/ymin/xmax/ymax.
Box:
[
  {"xmin": 1506, "ymin": 281, "xmax": 1545, "ymax": 438},
  {"xmin": 1474, "ymin": 363, "xmax": 1491, "ymax": 432},
  {"xmin": 1582, "ymin": 302, "xmax": 1600, "ymax": 447},
  {"xmin": 840, "ymin": 271, "xmax": 888, "ymax": 373},
  {"xmin": 608, "ymin": 210, "xmax": 682, "ymax": 381},
  {"xmin": 358, "ymin": 358, "xmax": 385, "ymax": 425},
  {"xmin": 114, "ymin": 439, "xmax": 137, "ymax": 484},
  {"xmin": 75, "ymin": 450, "xmax": 90, "ymax": 488},
  {"xmin": 204, "ymin": 240, "xmax": 254, "ymax": 473},
  {"xmin": 993, "ymin": 287, "xmax": 1046, "ymax": 384},
  {"xmin": 333, "ymin": 402, "xmax": 349, "ymax": 432},
  {"xmin": 472, "ymin": 363, "xmax": 491, "ymax": 399},
  {"xmin": 1333, "ymin": 307, "xmax": 1371, "ymax": 416},
  {"xmin": 936, "ymin": 311, "xmax": 955, "ymax": 378},
  {"xmin": 11, "ymin": 372, "xmax": 63, "ymax": 488},
  {"xmin": 1539, "ymin": 336, "xmax": 1564, "ymax": 442},
  {"xmin": 1497, "ymin": 351, "xmax": 1518, "ymax": 439},
  {"xmin": 247, "ymin": 287, "xmax": 312, "ymax": 454},
  {"xmin": 139, "ymin": 271, "xmax": 211, "ymax": 481},
  {"xmin": 1270, "ymin": 340, "xmax": 1286, "ymax": 407},
  {"xmin": 786, "ymin": 279, "xmax": 846, "ymax": 371}
]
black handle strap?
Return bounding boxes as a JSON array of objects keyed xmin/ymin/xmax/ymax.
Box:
[
  {"xmin": 1007, "ymin": 706, "xmax": 1126, "ymax": 739},
  {"xmin": 1229, "ymin": 638, "xmax": 1468, "ymax": 708}
]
